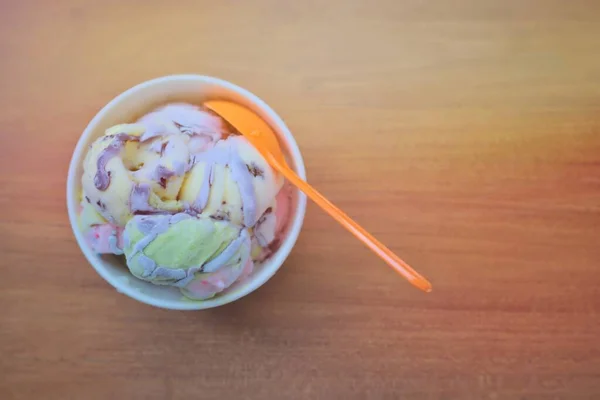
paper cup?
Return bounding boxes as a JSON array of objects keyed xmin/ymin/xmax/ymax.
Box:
[{"xmin": 66, "ymin": 75, "xmax": 307, "ymax": 310}]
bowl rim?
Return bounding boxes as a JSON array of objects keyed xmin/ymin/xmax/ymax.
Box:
[{"xmin": 66, "ymin": 74, "xmax": 307, "ymax": 310}]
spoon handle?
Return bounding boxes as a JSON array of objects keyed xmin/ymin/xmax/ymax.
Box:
[{"xmin": 267, "ymin": 154, "xmax": 432, "ymax": 293}]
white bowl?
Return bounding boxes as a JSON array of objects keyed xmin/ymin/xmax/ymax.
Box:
[{"xmin": 66, "ymin": 75, "xmax": 307, "ymax": 310}]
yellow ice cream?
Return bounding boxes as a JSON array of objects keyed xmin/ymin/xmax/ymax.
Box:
[
  {"xmin": 81, "ymin": 124, "xmax": 186, "ymax": 225},
  {"xmin": 179, "ymin": 136, "xmax": 283, "ymax": 227}
]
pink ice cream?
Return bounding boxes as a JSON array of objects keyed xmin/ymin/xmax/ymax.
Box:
[{"xmin": 84, "ymin": 224, "xmax": 125, "ymax": 255}]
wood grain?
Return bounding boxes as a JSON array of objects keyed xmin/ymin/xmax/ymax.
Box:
[{"xmin": 1, "ymin": 0, "xmax": 600, "ymax": 399}]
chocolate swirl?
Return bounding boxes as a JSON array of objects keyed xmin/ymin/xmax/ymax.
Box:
[{"xmin": 93, "ymin": 134, "xmax": 139, "ymax": 191}]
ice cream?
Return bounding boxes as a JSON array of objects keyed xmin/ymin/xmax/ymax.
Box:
[{"xmin": 78, "ymin": 103, "xmax": 292, "ymax": 300}]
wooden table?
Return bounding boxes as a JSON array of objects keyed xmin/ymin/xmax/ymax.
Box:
[{"xmin": 2, "ymin": 1, "xmax": 599, "ymax": 399}]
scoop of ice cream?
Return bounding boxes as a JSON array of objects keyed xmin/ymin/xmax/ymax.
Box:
[
  {"xmin": 179, "ymin": 135, "xmax": 283, "ymax": 228},
  {"xmin": 81, "ymin": 105, "xmax": 224, "ymax": 226},
  {"xmin": 123, "ymin": 213, "xmax": 251, "ymax": 298}
]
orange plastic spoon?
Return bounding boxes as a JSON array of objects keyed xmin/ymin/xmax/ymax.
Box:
[{"xmin": 205, "ymin": 100, "xmax": 432, "ymax": 293}]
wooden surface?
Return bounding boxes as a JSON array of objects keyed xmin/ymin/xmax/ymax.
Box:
[{"xmin": 1, "ymin": 1, "xmax": 600, "ymax": 399}]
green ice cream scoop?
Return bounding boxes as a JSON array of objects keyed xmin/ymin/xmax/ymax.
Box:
[{"xmin": 123, "ymin": 213, "xmax": 250, "ymax": 288}]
